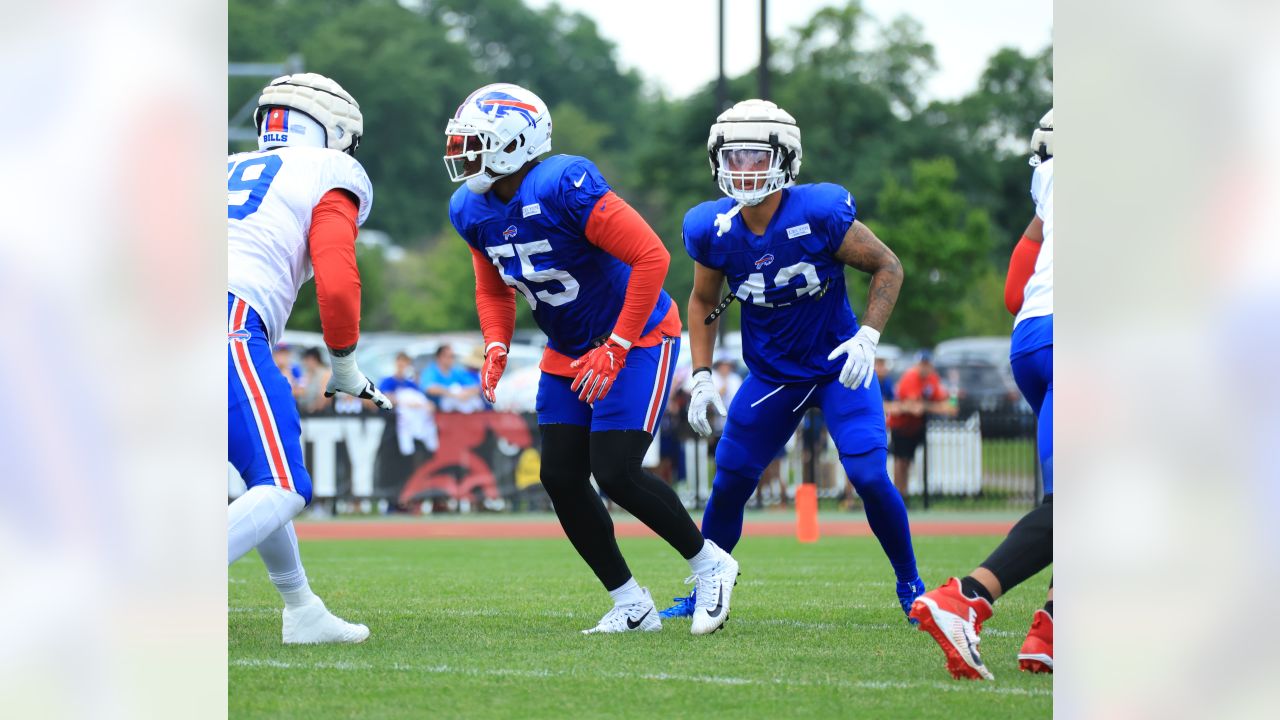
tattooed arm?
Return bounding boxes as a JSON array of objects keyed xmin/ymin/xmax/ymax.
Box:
[{"xmin": 833, "ymin": 220, "xmax": 903, "ymax": 333}]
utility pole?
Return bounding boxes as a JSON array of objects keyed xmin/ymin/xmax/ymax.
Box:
[
  {"xmin": 716, "ymin": 0, "xmax": 727, "ymax": 112},
  {"xmin": 228, "ymin": 54, "xmax": 305, "ymax": 145},
  {"xmin": 758, "ymin": 0, "xmax": 770, "ymax": 101}
]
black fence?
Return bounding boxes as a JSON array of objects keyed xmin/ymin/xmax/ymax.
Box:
[{"xmin": 232, "ymin": 402, "xmax": 1040, "ymax": 515}]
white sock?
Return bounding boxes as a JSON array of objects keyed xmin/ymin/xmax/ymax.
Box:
[
  {"xmin": 228, "ymin": 485, "xmax": 305, "ymax": 564},
  {"xmin": 608, "ymin": 577, "xmax": 645, "ymax": 606},
  {"xmin": 688, "ymin": 539, "xmax": 723, "ymax": 576},
  {"xmin": 256, "ymin": 521, "xmax": 319, "ymax": 609}
]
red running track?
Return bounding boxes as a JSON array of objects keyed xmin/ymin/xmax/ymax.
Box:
[{"xmin": 295, "ymin": 519, "xmax": 1013, "ymax": 541}]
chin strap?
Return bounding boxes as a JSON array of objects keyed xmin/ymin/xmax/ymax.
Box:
[{"xmin": 714, "ymin": 201, "xmax": 744, "ymax": 237}]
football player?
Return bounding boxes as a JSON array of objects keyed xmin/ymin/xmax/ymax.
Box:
[
  {"xmin": 228, "ymin": 73, "xmax": 391, "ymax": 643},
  {"xmin": 445, "ymin": 83, "xmax": 739, "ymax": 636},
  {"xmin": 910, "ymin": 110, "xmax": 1055, "ymax": 680},
  {"xmin": 666, "ymin": 99, "xmax": 925, "ymax": 621}
]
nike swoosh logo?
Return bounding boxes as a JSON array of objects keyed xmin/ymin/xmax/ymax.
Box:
[
  {"xmin": 706, "ymin": 586, "xmax": 725, "ymax": 618},
  {"xmin": 627, "ymin": 608, "xmax": 651, "ymax": 630},
  {"xmin": 846, "ymin": 192, "xmax": 852, "ymax": 206},
  {"xmin": 574, "ymin": 171, "xmax": 588, "ymax": 188}
]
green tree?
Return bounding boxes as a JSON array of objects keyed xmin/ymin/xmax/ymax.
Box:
[
  {"xmin": 865, "ymin": 157, "xmax": 992, "ymax": 346},
  {"xmin": 229, "ymin": 0, "xmax": 1050, "ymax": 344}
]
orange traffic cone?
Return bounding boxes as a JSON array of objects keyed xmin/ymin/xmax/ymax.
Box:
[{"xmin": 796, "ymin": 482, "xmax": 819, "ymax": 543}]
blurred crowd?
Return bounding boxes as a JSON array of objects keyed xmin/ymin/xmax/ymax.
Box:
[
  {"xmin": 273, "ymin": 342, "xmax": 493, "ymax": 453},
  {"xmin": 275, "ymin": 334, "xmax": 1023, "ymax": 513}
]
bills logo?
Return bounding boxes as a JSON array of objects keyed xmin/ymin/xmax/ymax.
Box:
[
  {"xmin": 228, "ymin": 329, "xmax": 252, "ymax": 342},
  {"xmin": 502, "ymin": 225, "xmax": 518, "ymax": 240},
  {"xmin": 475, "ymin": 91, "xmax": 538, "ymax": 125},
  {"xmin": 754, "ymin": 253, "xmax": 776, "ymax": 269}
]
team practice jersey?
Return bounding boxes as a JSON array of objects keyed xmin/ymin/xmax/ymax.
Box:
[
  {"xmin": 450, "ymin": 154, "xmax": 674, "ymax": 359},
  {"xmin": 1015, "ymin": 158, "xmax": 1053, "ymax": 328},
  {"xmin": 228, "ymin": 146, "xmax": 373, "ymax": 345},
  {"xmin": 684, "ymin": 184, "xmax": 860, "ymax": 385}
]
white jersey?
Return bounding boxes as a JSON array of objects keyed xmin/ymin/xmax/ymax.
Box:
[
  {"xmin": 227, "ymin": 146, "xmax": 373, "ymax": 345},
  {"xmin": 1015, "ymin": 157, "xmax": 1053, "ymax": 327}
]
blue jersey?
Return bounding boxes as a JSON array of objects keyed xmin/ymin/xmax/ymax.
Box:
[
  {"xmin": 450, "ymin": 155, "xmax": 674, "ymax": 358},
  {"xmin": 684, "ymin": 184, "xmax": 860, "ymax": 384}
]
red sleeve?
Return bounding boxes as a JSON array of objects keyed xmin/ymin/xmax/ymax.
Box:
[
  {"xmin": 470, "ymin": 246, "xmax": 516, "ymax": 349},
  {"xmin": 1004, "ymin": 235, "xmax": 1042, "ymax": 315},
  {"xmin": 308, "ymin": 189, "xmax": 362, "ymax": 351},
  {"xmin": 583, "ymin": 191, "xmax": 669, "ymax": 347},
  {"xmin": 895, "ymin": 371, "xmax": 921, "ymax": 401}
]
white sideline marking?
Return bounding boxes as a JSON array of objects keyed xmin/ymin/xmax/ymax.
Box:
[
  {"xmin": 229, "ymin": 607, "xmax": 1019, "ymax": 636},
  {"xmin": 228, "ymin": 606, "xmax": 579, "ymax": 619},
  {"xmin": 230, "ymin": 659, "xmax": 1050, "ymax": 697}
]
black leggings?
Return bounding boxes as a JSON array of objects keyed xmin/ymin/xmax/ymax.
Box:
[
  {"xmin": 980, "ymin": 494, "xmax": 1053, "ymax": 594},
  {"xmin": 540, "ymin": 425, "xmax": 704, "ymax": 591}
]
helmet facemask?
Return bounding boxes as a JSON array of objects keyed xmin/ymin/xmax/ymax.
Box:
[
  {"xmin": 1029, "ymin": 108, "xmax": 1053, "ymax": 167},
  {"xmin": 443, "ymin": 123, "xmax": 523, "ymax": 183},
  {"xmin": 715, "ymin": 142, "xmax": 790, "ymax": 206}
]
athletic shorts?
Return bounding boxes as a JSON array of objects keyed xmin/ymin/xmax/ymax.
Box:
[
  {"xmin": 227, "ymin": 293, "xmax": 312, "ymax": 503},
  {"xmin": 536, "ymin": 335, "xmax": 679, "ymax": 434},
  {"xmin": 714, "ymin": 372, "xmax": 887, "ymax": 478}
]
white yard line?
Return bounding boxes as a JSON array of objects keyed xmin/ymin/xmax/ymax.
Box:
[{"xmin": 229, "ymin": 658, "xmax": 1051, "ymax": 697}]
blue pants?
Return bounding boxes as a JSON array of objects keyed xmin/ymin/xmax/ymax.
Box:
[
  {"xmin": 702, "ymin": 373, "xmax": 919, "ymax": 582},
  {"xmin": 1011, "ymin": 315, "xmax": 1053, "ymax": 495},
  {"xmin": 536, "ymin": 336, "xmax": 679, "ymax": 433},
  {"xmin": 227, "ymin": 293, "xmax": 312, "ymax": 503}
]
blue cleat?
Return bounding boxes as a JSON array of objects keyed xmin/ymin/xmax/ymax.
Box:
[
  {"xmin": 659, "ymin": 590, "xmax": 697, "ymax": 619},
  {"xmin": 897, "ymin": 578, "xmax": 927, "ymax": 624}
]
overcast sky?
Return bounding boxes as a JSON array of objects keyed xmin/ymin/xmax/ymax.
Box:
[{"xmin": 525, "ymin": 0, "xmax": 1052, "ymax": 101}]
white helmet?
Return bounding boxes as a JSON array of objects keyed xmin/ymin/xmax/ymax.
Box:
[
  {"xmin": 707, "ymin": 99, "xmax": 803, "ymax": 206},
  {"xmin": 255, "ymin": 72, "xmax": 363, "ymax": 155},
  {"xmin": 1029, "ymin": 108, "xmax": 1053, "ymax": 166},
  {"xmin": 444, "ymin": 83, "xmax": 553, "ymax": 194}
]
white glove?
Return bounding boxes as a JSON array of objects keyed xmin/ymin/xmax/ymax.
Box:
[
  {"xmin": 325, "ymin": 351, "xmax": 393, "ymax": 409},
  {"xmin": 687, "ymin": 369, "xmax": 727, "ymax": 437},
  {"xmin": 827, "ymin": 326, "xmax": 880, "ymax": 390}
]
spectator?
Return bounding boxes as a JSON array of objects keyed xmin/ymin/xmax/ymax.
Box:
[
  {"xmin": 711, "ymin": 352, "xmax": 742, "ymax": 434},
  {"xmin": 887, "ymin": 350, "xmax": 956, "ymax": 502},
  {"xmin": 422, "ymin": 344, "xmax": 484, "ymax": 414},
  {"xmin": 379, "ymin": 351, "xmax": 421, "ymax": 395},
  {"xmin": 297, "ymin": 347, "xmax": 332, "ymax": 414},
  {"xmin": 272, "ymin": 343, "xmax": 303, "ymax": 396},
  {"xmin": 875, "ymin": 357, "xmax": 895, "ymax": 406},
  {"xmin": 380, "ymin": 352, "xmax": 438, "ymax": 458},
  {"xmin": 457, "ymin": 346, "xmax": 492, "ymax": 412}
]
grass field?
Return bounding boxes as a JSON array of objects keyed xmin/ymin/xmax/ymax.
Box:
[{"xmin": 229, "ymin": 531, "xmax": 1052, "ymax": 719}]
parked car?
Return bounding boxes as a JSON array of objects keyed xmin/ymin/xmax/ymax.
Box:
[{"xmin": 932, "ymin": 336, "xmax": 1031, "ymax": 437}]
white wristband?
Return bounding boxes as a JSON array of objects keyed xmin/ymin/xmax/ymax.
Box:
[
  {"xmin": 608, "ymin": 333, "xmax": 633, "ymax": 350},
  {"xmin": 329, "ymin": 351, "xmax": 359, "ymax": 381},
  {"xmin": 484, "ymin": 341, "xmax": 509, "ymax": 355}
]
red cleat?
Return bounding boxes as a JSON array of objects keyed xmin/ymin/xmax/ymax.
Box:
[
  {"xmin": 1018, "ymin": 608, "xmax": 1053, "ymax": 673},
  {"xmin": 909, "ymin": 577, "xmax": 995, "ymax": 680}
]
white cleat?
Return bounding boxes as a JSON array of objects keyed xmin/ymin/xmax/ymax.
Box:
[
  {"xmin": 582, "ymin": 588, "xmax": 662, "ymax": 634},
  {"xmin": 690, "ymin": 549, "xmax": 739, "ymax": 636},
  {"xmin": 282, "ymin": 598, "xmax": 370, "ymax": 645}
]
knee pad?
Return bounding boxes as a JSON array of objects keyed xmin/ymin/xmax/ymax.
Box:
[
  {"xmin": 591, "ymin": 448, "xmax": 637, "ymax": 499},
  {"xmin": 539, "ymin": 424, "xmax": 591, "ymax": 498},
  {"xmin": 840, "ymin": 447, "xmax": 892, "ymax": 495},
  {"xmin": 588, "ymin": 430, "xmax": 648, "ymax": 498},
  {"xmin": 714, "ymin": 433, "xmax": 767, "ymax": 479}
]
